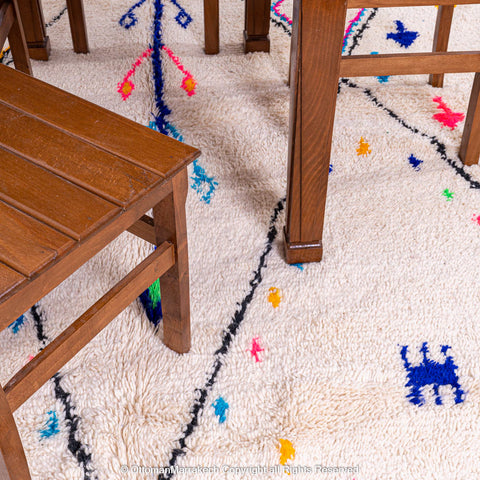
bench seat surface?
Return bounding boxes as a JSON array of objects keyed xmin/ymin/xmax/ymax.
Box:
[{"xmin": 0, "ymin": 64, "xmax": 199, "ymax": 324}]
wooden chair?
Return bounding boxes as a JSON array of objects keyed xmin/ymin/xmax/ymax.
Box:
[
  {"xmin": 0, "ymin": 0, "xmax": 31, "ymax": 73},
  {"xmin": 0, "ymin": 48, "xmax": 199, "ymax": 480},
  {"xmin": 16, "ymin": 0, "xmax": 88, "ymax": 60},
  {"xmin": 204, "ymin": 0, "xmax": 480, "ymax": 264}
]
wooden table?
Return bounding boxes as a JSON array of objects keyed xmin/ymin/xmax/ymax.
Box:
[{"xmin": 0, "ymin": 64, "xmax": 199, "ymax": 479}]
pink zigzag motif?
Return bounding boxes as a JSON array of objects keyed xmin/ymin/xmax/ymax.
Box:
[
  {"xmin": 272, "ymin": 0, "xmax": 292, "ymax": 26},
  {"xmin": 432, "ymin": 96, "xmax": 465, "ymax": 130}
]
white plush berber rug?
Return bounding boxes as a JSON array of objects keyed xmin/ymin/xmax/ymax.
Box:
[{"xmin": 1, "ymin": 0, "xmax": 480, "ymax": 478}]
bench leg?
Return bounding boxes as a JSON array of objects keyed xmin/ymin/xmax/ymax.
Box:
[
  {"xmin": 459, "ymin": 72, "xmax": 480, "ymax": 166},
  {"xmin": 204, "ymin": 0, "xmax": 219, "ymax": 54},
  {"xmin": 66, "ymin": 0, "xmax": 88, "ymax": 54},
  {"xmin": 244, "ymin": 0, "xmax": 270, "ymax": 53},
  {"xmin": 16, "ymin": 0, "xmax": 50, "ymax": 60},
  {"xmin": 284, "ymin": 0, "xmax": 347, "ymax": 264},
  {"xmin": 429, "ymin": 5, "xmax": 454, "ymax": 88},
  {"xmin": 8, "ymin": 0, "xmax": 32, "ymax": 74},
  {"xmin": 0, "ymin": 385, "xmax": 31, "ymax": 480},
  {"xmin": 153, "ymin": 170, "xmax": 191, "ymax": 354}
]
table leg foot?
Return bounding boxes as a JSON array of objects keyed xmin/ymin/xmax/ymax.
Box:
[{"xmin": 283, "ymin": 228, "xmax": 323, "ymax": 264}]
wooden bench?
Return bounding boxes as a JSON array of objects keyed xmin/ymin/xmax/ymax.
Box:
[{"xmin": 0, "ymin": 63, "xmax": 200, "ymax": 479}]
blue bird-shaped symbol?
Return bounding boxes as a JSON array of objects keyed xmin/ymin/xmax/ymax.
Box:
[{"xmin": 387, "ymin": 20, "xmax": 419, "ymax": 48}]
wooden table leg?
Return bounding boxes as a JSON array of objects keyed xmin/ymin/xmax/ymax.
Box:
[
  {"xmin": 244, "ymin": 0, "xmax": 270, "ymax": 53},
  {"xmin": 0, "ymin": 386, "xmax": 31, "ymax": 480},
  {"xmin": 16, "ymin": 0, "xmax": 50, "ymax": 60},
  {"xmin": 66, "ymin": 0, "xmax": 88, "ymax": 53},
  {"xmin": 429, "ymin": 5, "xmax": 454, "ymax": 88},
  {"xmin": 153, "ymin": 170, "xmax": 191, "ymax": 354},
  {"xmin": 283, "ymin": 0, "xmax": 347, "ymax": 264},
  {"xmin": 459, "ymin": 72, "xmax": 480, "ymax": 166},
  {"xmin": 204, "ymin": 0, "xmax": 219, "ymax": 54}
]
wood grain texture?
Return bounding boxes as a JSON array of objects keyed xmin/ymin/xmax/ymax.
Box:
[
  {"xmin": 8, "ymin": 0, "xmax": 32, "ymax": 74},
  {"xmin": 66, "ymin": 0, "xmax": 88, "ymax": 53},
  {"xmin": 0, "ymin": 105, "xmax": 161, "ymax": 208},
  {"xmin": 4, "ymin": 242, "xmax": 175, "ymax": 413},
  {"xmin": 0, "ymin": 387, "xmax": 30, "ymax": 479},
  {"xmin": 284, "ymin": 0, "xmax": 347, "ymax": 263},
  {"xmin": 340, "ymin": 52, "xmax": 480, "ymax": 78},
  {"xmin": 0, "ymin": 179, "xmax": 172, "ymax": 331},
  {"xmin": 0, "ymin": 201, "xmax": 75, "ymax": 277},
  {"xmin": 204, "ymin": 0, "xmax": 219, "ymax": 54},
  {"xmin": 429, "ymin": 5, "xmax": 454, "ymax": 88},
  {"xmin": 243, "ymin": 0, "xmax": 270, "ymax": 53},
  {"xmin": 15, "ymin": 0, "xmax": 50, "ymax": 60},
  {"xmin": 153, "ymin": 170, "xmax": 191, "ymax": 353},
  {"xmin": 0, "ymin": 65, "xmax": 200, "ymax": 178},
  {"xmin": 127, "ymin": 215, "xmax": 156, "ymax": 245},
  {"xmin": 459, "ymin": 72, "xmax": 480, "ymax": 166},
  {"xmin": 0, "ymin": 1, "xmax": 15, "ymax": 47},
  {"xmin": 0, "ymin": 153, "xmax": 120, "ymax": 240},
  {"xmin": 0, "ymin": 262, "xmax": 25, "ymax": 301}
]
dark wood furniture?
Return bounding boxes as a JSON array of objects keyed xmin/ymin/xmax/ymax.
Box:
[
  {"xmin": 0, "ymin": 63, "xmax": 200, "ymax": 479},
  {"xmin": 16, "ymin": 0, "xmax": 88, "ymax": 60},
  {"xmin": 0, "ymin": 0, "xmax": 31, "ymax": 73},
  {"xmin": 204, "ymin": 0, "xmax": 480, "ymax": 264},
  {"xmin": 204, "ymin": 0, "xmax": 270, "ymax": 54}
]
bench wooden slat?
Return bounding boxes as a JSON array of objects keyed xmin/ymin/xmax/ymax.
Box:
[
  {"xmin": 0, "ymin": 65, "xmax": 200, "ymax": 178},
  {"xmin": 0, "ymin": 104, "xmax": 162, "ymax": 208},
  {"xmin": 0, "ymin": 153, "xmax": 121, "ymax": 240},
  {"xmin": 0, "ymin": 201, "xmax": 75, "ymax": 278},
  {"xmin": 0, "ymin": 262, "xmax": 25, "ymax": 301}
]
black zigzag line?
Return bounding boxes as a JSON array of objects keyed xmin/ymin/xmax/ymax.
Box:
[
  {"xmin": 29, "ymin": 303, "xmax": 97, "ymax": 479},
  {"xmin": 346, "ymin": 8, "xmax": 378, "ymax": 56},
  {"xmin": 45, "ymin": 5, "xmax": 68, "ymax": 28},
  {"xmin": 270, "ymin": 17, "xmax": 291, "ymax": 36},
  {"xmin": 52, "ymin": 373, "xmax": 98, "ymax": 480},
  {"xmin": 30, "ymin": 304, "xmax": 48, "ymax": 348},
  {"xmin": 158, "ymin": 199, "xmax": 285, "ymax": 480},
  {"xmin": 341, "ymin": 78, "xmax": 480, "ymax": 189}
]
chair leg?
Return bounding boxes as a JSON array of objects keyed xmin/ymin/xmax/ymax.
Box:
[
  {"xmin": 15, "ymin": 0, "xmax": 50, "ymax": 60},
  {"xmin": 66, "ymin": 0, "xmax": 88, "ymax": 54},
  {"xmin": 459, "ymin": 72, "xmax": 480, "ymax": 166},
  {"xmin": 284, "ymin": 0, "xmax": 347, "ymax": 264},
  {"xmin": 429, "ymin": 5, "xmax": 454, "ymax": 88},
  {"xmin": 0, "ymin": 385, "xmax": 31, "ymax": 480},
  {"xmin": 8, "ymin": 0, "xmax": 32, "ymax": 74},
  {"xmin": 204, "ymin": 0, "xmax": 219, "ymax": 55},
  {"xmin": 243, "ymin": 0, "xmax": 270, "ymax": 53},
  {"xmin": 152, "ymin": 169, "xmax": 191, "ymax": 354}
]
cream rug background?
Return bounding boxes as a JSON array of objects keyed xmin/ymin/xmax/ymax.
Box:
[{"xmin": 1, "ymin": 1, "xmax": 480, "ymax": 479}]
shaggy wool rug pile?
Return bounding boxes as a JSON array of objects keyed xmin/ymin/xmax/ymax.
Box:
[{"xmin": 1, "ymin": 0, "xmax": 480, "ymax": 478}]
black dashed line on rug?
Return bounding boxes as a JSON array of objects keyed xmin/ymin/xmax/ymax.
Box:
[
  {"xmin": 30, "ymin": 304, "xmax": 48, "ymax": 349},
  {"xmin": 346, "ymin": 8, "xmax": 378, "ymax": 57},
  {"xmin": 29, "ymin": 302, "xmax": 97, "ymax": 479},
  {"xmin": 52, "ymin": 373, "xmax": 98, "ymax": 480},
  {"xmin": 158, "ymin": 199, "xmax": 285, "ymax": 480},
  {"xmin": 270, "ymin": 17, "xmax": 291, "ymax": 37},
  {"xmin": 46, "ymin": 5, "xmax": 68, "ymax": 28},
  {"xmin": 341, "ymin": 77, "xmax": 480, "ymax": 189}
]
